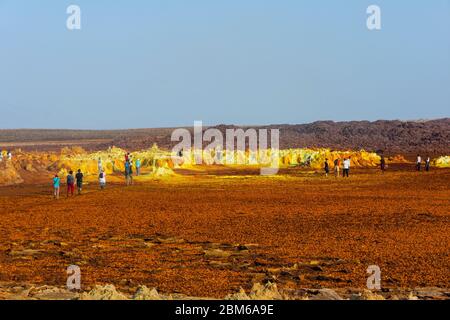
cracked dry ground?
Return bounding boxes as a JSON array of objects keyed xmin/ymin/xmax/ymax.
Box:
[{"xmin": 0, "ymin": 168, "xmax": 449, "ymax": 298}]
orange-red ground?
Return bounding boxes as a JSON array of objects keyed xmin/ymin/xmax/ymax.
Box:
[{"xmin": 0, "ymin": 165, "xmax": 448, "ymax": 298}]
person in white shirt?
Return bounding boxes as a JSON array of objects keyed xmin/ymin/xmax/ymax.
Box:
[
  {"xmin": 7, "ymin": 151, "xmax": 12, "ymax": 160},
  {"xmin": 99, "ymin": 170, "xmax": 106, "ymax": 189},
  {"xmin": 343, "ymin": 158, "xmax": 351, "ymax": 177},
  {"xmin": 416, "ymin": 154, "xmax": 422, "ymax": 171}
]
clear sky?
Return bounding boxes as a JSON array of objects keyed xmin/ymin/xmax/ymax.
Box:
[{"xmin": 0, "ymin": 0, "xmax": 449, "ymax": 129}]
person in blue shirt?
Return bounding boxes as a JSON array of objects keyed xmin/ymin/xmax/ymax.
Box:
[
  {"xmin": 135, "ymin": 159, "xmax": 141, "ymax": 176},
  {"xmin": 53, "ymin": 174, "xmax": 60, "ymax": 199}
]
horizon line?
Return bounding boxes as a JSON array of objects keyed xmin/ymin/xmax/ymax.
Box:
[{"xmin": 0, "ymin": 118, "xmax": 448, "ymax": 131}]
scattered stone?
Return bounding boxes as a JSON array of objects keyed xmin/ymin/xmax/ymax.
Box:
[
  {"xmin": 226, "ymin": 282, "xmax": 284, "ymax": 300},
  {"xmin": 204, "ymin": 249, "xmax": 232, "ymax": 258},
  {"xmin": 7, "ymin": 249, "xmax": 42, "ymax": 257},
  {"xmin": 0, "ymin": 283, "xmax": 447, "ymax": 300},
  {"xmin": 79, "ymin": 284, "xmax": 128, "ymax": 300},
  {"xmin": 28, "ymin": 286, "xmax": 78, "ymax": 300},
  {"xmin": 407, "ymin": 292, "xmax": 419, "ymax": 300},
  {"xmin": 414, "ymin": 287, "xmax": 445, "ymax": 299},
  {"xmin": 225, "ymin": 288, "xmax": 250, "ymax": 300},
  {"xmin": 310, "ymin": 289, "xmax": 343, "ymax": 300},
  {"xmin": 351, "ymin": 289, "xmax": 385, "ymax": 300},
  {"xmin": 133, "ymin": 286, "xmax": 165, "ymax": 300},
  {"xmin": 156, "ymin": 237, "xmax": 185, "ymax": 244}
]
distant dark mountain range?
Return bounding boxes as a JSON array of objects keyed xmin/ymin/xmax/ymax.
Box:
[{"xmin": 1, "ymin": 118, "xmax": 449, "ymax": 157}]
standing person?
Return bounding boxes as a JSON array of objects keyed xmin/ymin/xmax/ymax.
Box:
[
  {"xmin": 75, "ymin": 169, "xmax": 84, "ymax": 195},
  {"xmin": 0, "ymin": 152, "xmax": 3, "ymax": 162},
  {"xmin": 135, "ymin": 158, "xmax": 141, "ymax": 176},
  {"xmin": 99, "ymin": 170, "xmax": 106, "ymax": 189},
  {"xmin": 125, "ymin": 160, "xmax": 131, "ymax": 186},
  {"xmin": 334, "ymin": 158, "xmax": 340, "ymax": 177},
  {"xmin": 53, "ymin": 174, "xmax": 60, "ymax": 199},
  {"xmin": 128, "ymin": 160, "xmax": 134, "ymax": 185},
  {"xmin": 380, "ymin": 156, "xmax": 386, "ymax": 173},
  {"xmin": 7, "ymin": 150, "xmax": 12, "ymax": 161},
  {"xmin": 425, "ymin": 156, "xmax": 431, "ymax": 172},
  {"xmin": 324, "ymin": 158, "xmax": 329, "ymax": 177},
  {"xmin": 125, "ymin": 153, "xmax": 130, "ymax": 162},
  {"xmin": 416, "ymin": 154, "xmax": 422, "ymax": 171},
  {"xmin": 343, "ymin": 158, "xmax": 350, "ymax": 178},
  {"xmin": 98, "ymin": 158, "xmax": 103, "ymax": 173},
  {"xmin": 66, "ymin": 171, "xmax": 75, "ymax": 197}
]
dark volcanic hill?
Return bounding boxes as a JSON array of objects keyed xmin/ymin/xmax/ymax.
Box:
[{"xmin": 0, "ymin": 119, "xmax": 449, "ymax": 157}]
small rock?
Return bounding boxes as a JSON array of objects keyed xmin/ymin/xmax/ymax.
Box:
[
  {"xmin": 204, "ymin": 249, "xmax": 232, "ymax": 258},
  {"xmin": 351, "ymin": 290, "xmax": 385, "ymax": 300},
  {"xmin": 226, "ymin": 282, "xmax": 284, "ymax": 300},
  {"xmin": 79, "ymin": 285, "xmax": 128, "ymax": 300},
  {"xmin": 311, "ymin": 289, "xmax": 343, "ymax": 300},
  {"xmin": 414, "ymin": 287, "xmax": 444, "ymax": 298},
  {"xmin": 133, "ymin": 286, "xmax": 165, "ymax": 300},
  {"xmin": 226, "ymin": 288, "xmax": 250, "ymax": 300},
  {"xmin": 407, "ymin": 292, "xmax": 419, "ymax": 300}
]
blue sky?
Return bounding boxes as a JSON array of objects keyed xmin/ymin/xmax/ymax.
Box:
[{"xmin": 0, "ymin": 0, "xmax": 449, "ymax": 129}]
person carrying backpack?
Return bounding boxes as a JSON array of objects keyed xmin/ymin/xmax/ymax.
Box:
[
  {"xmin": 67, "ymin": 171, "xmax": 75, "ymax": 197},
  {"xmin": 75, "ymin": 169, "xmax": 84, "ymax": 194},
  {"xmin": 99, "ymin": 170, "xmax": 106, "ymax": 189},
  {"xmin": 125, "ymin": 160, "xmax": 133, "ymax": 186},
  {"xmin": 125, "ymin": 161, "xmax": 130, "ymax": 185}
]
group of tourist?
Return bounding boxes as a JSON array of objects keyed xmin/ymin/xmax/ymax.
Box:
[
  {"xmin": 52, "ymin": 169, "xmax": 88, "ymax": 200},
  {"xmin": 324, "ymin": 157, "xmax": 352, "ymax": 177},
  {"xmin": 416, "ymin": 154, "xmax": 431, "ymax": 172},
  {"xmin": 51, "ymin": 150, "xmax": 433, "ymax": 198},
  {"xmin": 323, "ymin": 154, "xmax": 432, "ymax": 177},
  {"xmin": 52, "ymin": 152, "xmax": 142, "ymax": 199}
]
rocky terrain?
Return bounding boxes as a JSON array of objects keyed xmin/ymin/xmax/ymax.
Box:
[
  {"xmin": 0, "ymin": 282, "xmax": 447, "ymax": 300},
  {"xmin": 0, "ymin": 119, "xmax": 448, "ymax": 301},
  {"xmin": 0, "ymin": 168, "xmax": 448, "ymax": 300},
  {"xmin": 1, "ymin": 119, "xmax": 449, "ymax": 157}
]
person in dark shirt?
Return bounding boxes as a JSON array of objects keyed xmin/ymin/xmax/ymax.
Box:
[
  {"xmin": 324, "ymin": 159, "xmax": 329, "ymax": 177},
  {"xmin": 75, "ymin": 169, "xmax": 84, "ymax": 194},
  {"xmin": 425, "ymin": 156, "xmax": 431, "ymax": 172},
  {"xmin": 67, "ymin": 171, "xmax": 75, "ymax": 197},
  {"xmin": 125, "ymin": 160, "xmax": 133, "ymax": 186},
  {"xmin": 380, "ymin": 156, "xmax": 386, "ymax": 173}
]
